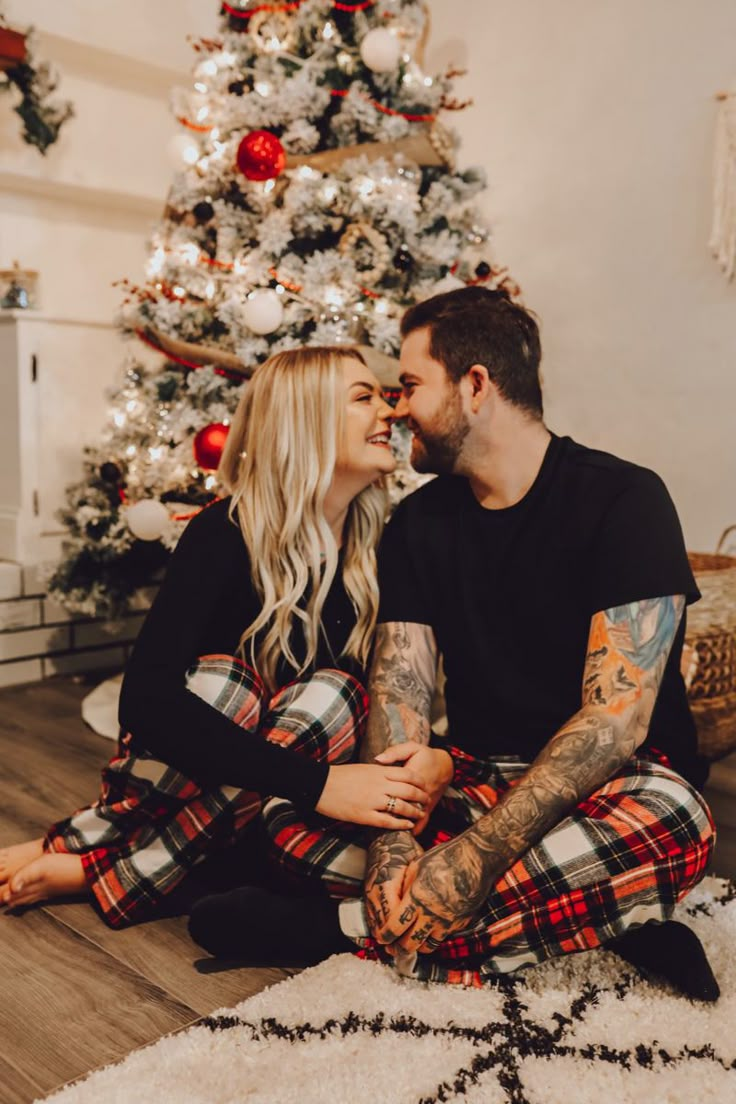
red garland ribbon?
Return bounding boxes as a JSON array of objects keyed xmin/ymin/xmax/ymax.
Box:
[
  {"xmin": 172, "ymin": 498, "xmax": 223, "ymax": 521},
  {"xmin": 222, "ymin": 2, "xmax": 302, "ymax": 17},
  {"xmin": 176, "ymin": 115, "xmax": 213, "ymax": 133},
  {"xmin": 135, "ymin": 328, "xmax": 243, "ymax": 381},
  {"xmin": 200, "ymin": 255, "xmax": 235, "ymax": 270},
  {"xmin": 222, "ymin": 1, "xmax": 374, "ymax": 16},
  {"xmin": 268, "ymin": 266, "xmax": 303, "ymax": 292},
  {"xmin": 329, "ymin": 88, "xmax": 436, "ymax": 123}
]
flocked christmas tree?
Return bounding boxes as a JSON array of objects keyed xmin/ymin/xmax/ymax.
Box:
[{"xmin": 49, "ymin": 0, "xmax": 516, "ymax": 619}]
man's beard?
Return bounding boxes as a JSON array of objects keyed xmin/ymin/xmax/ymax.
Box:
[{"xmin": 410, "ymin": 391, "xmax": 470, "ymax": 475}]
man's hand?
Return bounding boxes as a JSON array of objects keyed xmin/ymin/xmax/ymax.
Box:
[
  {"xmin": 376, "ymin": 833, "xmax": 490, "ymax": 952},
  {"xmin": 374, "ymin": 742, "xmax": 454, "ymax": 834},
  {"xmin": 364, "ymin": 831, "xmax": 424, "ymax": 943}
]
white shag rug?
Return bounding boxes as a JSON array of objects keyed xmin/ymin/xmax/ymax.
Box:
[{"xmin": 41, "ymin": 877, "xmax": 736, "ymax": 1104}]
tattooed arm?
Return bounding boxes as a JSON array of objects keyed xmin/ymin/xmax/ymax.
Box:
[
  {"xmin": 372, "ymin": 595, "xmax": 685, "ymax": 953},
  {"xmin": 360, "ymin": 622, "xmax": 438, "ymax": 762},
  {"xmin": 360, "ymin": 622, "xmax": 454, "ymax": 939},
  {"xmin": 361, "ymin": 621, "xmax": 452, "ymax": 827}
]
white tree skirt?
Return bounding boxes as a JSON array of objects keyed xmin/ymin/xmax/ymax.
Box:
[
  {"xmin": 81, "ymin": 676, "xmax": 122, "ymax": 741},
  {"xmin": 41, "ymin": 877, "xmax": 736, "ymax": 1104}
]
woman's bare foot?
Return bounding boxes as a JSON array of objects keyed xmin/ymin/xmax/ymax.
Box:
[
  {"xmin": 0, "ymin": 839, "xmax": 44, "ymax": 888},
  {"xmin": 1, "ymin": 853, "xmax": 87, "ymax": 908}
]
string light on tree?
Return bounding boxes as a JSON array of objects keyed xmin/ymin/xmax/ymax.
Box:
[
  {"xmin": 195, "ymin": 58, "xmax": 218, "ymax": 79},
  {"xmin": 168, "ymin": 133, "xmax": 200, "ymax": 167},
  {"xmin": 248, "ymin": 10, "xmax": 297, "ymax": 54},
  {"xmin": 353, "ymin": 174, "xmax": 376, "ymax": 198},
  {"xmin": 337, "ymin": 49, "xmax": 356, "ymax": 74},
  {"xmin": 147, "ymin": 247, "xmax": 166, "ymax": 278}
]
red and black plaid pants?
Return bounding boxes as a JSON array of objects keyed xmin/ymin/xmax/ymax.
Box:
[
  {"xmin": 263, "ymin": 745, "xmax": 716, "ymax": 986},
  {"xmin": 44, "ymin": 655, "xmax": 368, "ymax": 928}
]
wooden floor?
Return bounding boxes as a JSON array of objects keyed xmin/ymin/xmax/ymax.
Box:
[
  {"xmin": 0, "ymin": 677, "xmax": 292, "ymax": 1104},
  {"xmin": 1, "ymin": 676, "xmax": 735, "ymax": 1103}
]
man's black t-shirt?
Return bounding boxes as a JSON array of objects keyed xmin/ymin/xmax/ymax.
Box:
[{"xmin": 378, "ymin": 434, "xmax": 703, "ymax": 784}]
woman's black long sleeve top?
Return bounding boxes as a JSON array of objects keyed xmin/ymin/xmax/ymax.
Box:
[{"xmin": 118, "ymin": 498, "xmax": 359, "ymax": 809}]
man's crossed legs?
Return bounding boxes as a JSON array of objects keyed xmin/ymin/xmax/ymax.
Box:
[{"xmin": 191, "ymin": 743, "xmax": 718, "ymax": 997}]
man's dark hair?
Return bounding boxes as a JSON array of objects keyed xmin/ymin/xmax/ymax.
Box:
[{"xmin": 400, "ymin": 286, "xmax": 543, "ymax": 418}]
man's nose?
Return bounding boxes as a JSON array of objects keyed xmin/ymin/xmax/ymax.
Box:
[
  {"xmin": 393, "ymin": 394, "xmax": 409, "ymax": 420},
  {"xmin": 378, "ymin": 396, "xmax": 395, "ymax": 422}
]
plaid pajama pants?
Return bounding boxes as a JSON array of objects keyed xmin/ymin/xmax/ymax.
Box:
[
  {"xmin": 44, "ymin": 655, "xmax": 368, "ymax": 928},
  {"xmin": 263, "ymin": 743, "xmax": 716, "ymax": 987}
]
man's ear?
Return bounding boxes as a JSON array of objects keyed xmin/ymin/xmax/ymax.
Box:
[{"xmin": 465, "ymin": 364, "xmax": 493, "ymax": 412}]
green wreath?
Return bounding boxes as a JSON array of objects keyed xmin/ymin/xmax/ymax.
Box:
[{"xmin": 0, "ymin": 15, "xmax": 73, "ymax": 154}]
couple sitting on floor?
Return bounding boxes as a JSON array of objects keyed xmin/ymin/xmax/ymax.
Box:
[{"xmin": 0, "ymin": 286, "xmax": 719, "ymax": 1000}]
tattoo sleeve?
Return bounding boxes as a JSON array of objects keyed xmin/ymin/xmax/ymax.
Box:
[
  {"xmin": 360, "ymin": 621, "xmax": 438, "ymax": 763},
  {"xmin": 361, "ymin": 622, "xmax": 438, "ymax": 902},
  {"xmin": 364, "ymin": 831, "xmax": 423, "ymax": 931},
  {"xmin": 414, "ymin": 595, "xmax": 686, "ymax": 917}
]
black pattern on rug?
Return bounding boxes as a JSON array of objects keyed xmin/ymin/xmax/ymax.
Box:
[
  {"xmin": 201, "ymin": 960, "xmax": 735, "ymax": 1103},
  {"xmin": 43, "ymin": 878, "xmax": 736, "ymax": 1104}
]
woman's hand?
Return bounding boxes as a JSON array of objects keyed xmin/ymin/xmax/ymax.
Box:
[
  {"xmin": 375, "ymin": 743, "xmax": 454, "ymax": 835},
  {"xmin": 315, "ymin": 763, "xmax": 429, "ymax": 829}
]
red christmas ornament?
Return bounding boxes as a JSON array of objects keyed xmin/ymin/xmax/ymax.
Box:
[
  {"xmin": 193, "ymin": 422, "xmax": 230, "ymax": 471},
  {"xmin": 236, "ymin": 130, "xmax": 286, "ymax": 181}
]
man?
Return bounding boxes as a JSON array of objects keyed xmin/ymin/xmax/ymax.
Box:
[{"xmin": 190, "ymin": 287, "xmax": 718, "ymax": 1000}]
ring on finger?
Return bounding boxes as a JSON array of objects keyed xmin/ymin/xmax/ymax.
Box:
[{"xmin": 386, "ymin": 795, "xmax": 397, "ymax": 814}]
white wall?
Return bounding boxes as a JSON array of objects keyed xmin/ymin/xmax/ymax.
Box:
[
  {"xmin": 0, "ymin": 0, "xmax": 217, "ymax": 561},
  {"xmin": 427, "ymin": 0, "xmax": 736, "ymax": 551},
  {"xmin": 1, "ymin": 0, "xmax": 733, "ymax": 551},
  {"xmin": 0, "ymin": 0, "xmax": 219, "ymax": 321}
]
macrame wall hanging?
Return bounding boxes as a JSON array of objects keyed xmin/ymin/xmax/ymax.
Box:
[{"xmin": 710, "ymin": 88, "xmax": 736, "ymax": 279}]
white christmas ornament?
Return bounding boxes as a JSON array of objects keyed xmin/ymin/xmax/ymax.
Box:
[
  {"xmin": 126, "ymin": 499, "xmax": 170, "ymax": 541},
  {"xmin": 167, "ymin": 133, "xmax": 200, "ymax": 168},
  {"xmin": 360, "ymin": 28, "xmax": 401, "ymax": 73},
  {"xmin": 242, "ymin": 289, "xmax": 284, "ymax": 334}
]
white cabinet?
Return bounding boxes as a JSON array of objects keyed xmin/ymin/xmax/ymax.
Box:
[{"xmin": 0, "ymin": 311, "xmax": 122, "ymax": 564}]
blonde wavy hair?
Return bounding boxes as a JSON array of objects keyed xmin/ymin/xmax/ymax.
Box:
[{"xmin": 219, "ymin": 345, "xmax": 387, "ymax": 691}]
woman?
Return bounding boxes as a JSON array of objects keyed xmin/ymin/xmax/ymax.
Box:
[{"xmin": 0, "ymin": 346, "xmax": 444, "ymax": 928}]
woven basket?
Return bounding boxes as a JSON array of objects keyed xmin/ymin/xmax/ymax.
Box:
[{"xmin": 686, "ymin": 528, "xmax": 736, "ymax": 760}]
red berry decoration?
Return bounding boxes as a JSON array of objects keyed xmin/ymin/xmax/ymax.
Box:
[
  {"xmin": 236, "ymin": 130, "xmax": 286, "ymax": 181},
  {"xmin": 193, "ymin": 422, "xmax": 230, "ymax": 471}
]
